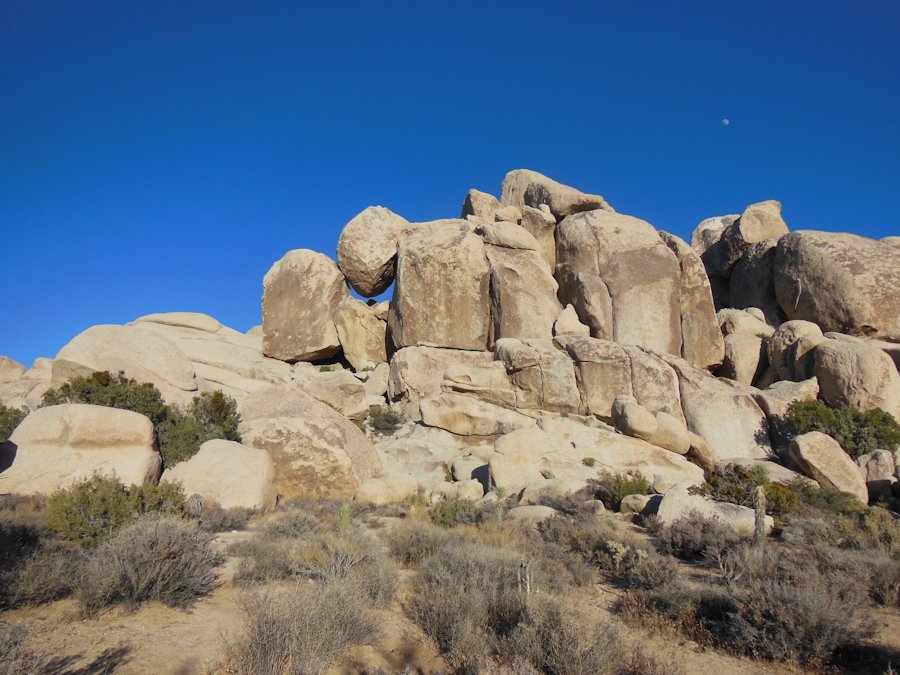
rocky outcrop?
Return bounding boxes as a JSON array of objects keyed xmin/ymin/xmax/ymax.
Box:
[
  {"xmin": 388, "ymin": 224, "xmax": 492, "ymax": 351},
  {"xmin": 500, "ymin": 169, "xmax": 612, "ymax": 219},
  {"xmin": 420, "ymin": 392, "xmax": 536, "ymax": 437},
  {"xmin": 262, "ymin": 249, "xmax": 349, "ymax": 362},
  {"xmin": 718, "ymin": 200, "xmax": 789, "ymax": 277},
  {"xmin": 161, "ymin": 439, "xmax": 276, "ymax": 512},
  {"xmin": 789, "ymin": 432, "xmax": 869, "ymax": 504},
  {"xmin": 494, "ymin": 339, "xmax": 582, "ymax": 414},
  {"xmin": 0, "ymin": 404, "xmax": 160, "ymax": 495},
  {"xmin": 292, "ymin": 368, "xmax": 369, "ymax": 421},
  {"xmin": 774, "ymin": 231, "xmax": 900, "ymax": 339},
  {"xmin": 813, "ymin": 339, "xmax": 900, "ymax": 419},
  {"xmin": 336, "ymin": 206, "xmax": 407, "ymax": 297},
  {"xmin": 0, "ymin": 356, "xmax": 26, "ymax": 385},
  {"xmin": 332, "ymin": 297, "xmax": 387, "ymax": 371}
]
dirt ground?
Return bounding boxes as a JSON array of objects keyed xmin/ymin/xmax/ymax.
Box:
[{"xmin": 4, "ymin": 527, "xmax": 900, "ymax": 675}]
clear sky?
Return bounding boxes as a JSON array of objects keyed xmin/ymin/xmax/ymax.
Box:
[{"xmin": 2, "ymin": 1, "xmax": 898, "ymax": 367}]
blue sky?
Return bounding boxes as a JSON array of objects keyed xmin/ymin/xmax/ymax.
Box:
[{"xmin": 1, "ymin": 1, "xmax": 898, "ymax": 367}]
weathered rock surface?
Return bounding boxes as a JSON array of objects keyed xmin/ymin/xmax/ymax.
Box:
[
  {"xmin": 500, "ymin": 169, "xmax": 612, "ymax": 219},
  {"xmin": 718, "ymin": 332, "xmax": 767, "ymax": 385},
  {"xmin": 520, "ymin": 205, "xmax": 557, "ymax": 269},
  {"xmin": 813, "ymin": 339, "xmax": 900, "ymax": 419},
  {"xmin": 420, "ymin": 392, "xmax": 536, "ymax": 437},
  {"xmin": 557, "ymin": 210, "xmax": 682, "ymax": 356},
  {"xmin": 388, "ymin": 225, "xmax": 492, "ymax": 351},
  {"xmin": 774, "ymin": 231, "xmax": 900, "ymax": 339},
  {"xmin": 657, "ymin": 481, "xmax": 774, "ymax": 536},
  {"xmin": 485, "ymin": 243, "xmax": 560, "ymax": 342},
  {"xmin": 332, "ymin": 297, "xmax": 387, "ymax": 371},
  {"xmin": 729, "ymin": 240, "xmax": 784, "ymax": 327},
  {"xmin": 718, "ymin": 200, "xmax": 788, "ymax": 278},
  {"xmin": 789, "ymin": 431, "xmax": 869, "ymax": 504},
  {"xmin": 767, "ymin": 320, "xmax": 825, "ymax": 383},
  {"xmin": 161, "ymin": 439, "xmax": 276, "ymax": 512},
  {"xmin": 659, "ymin": 231, "xmax": 724, "ymax": 370},
  {"xmin": 336, "ymin": 206, "xmax": 408, "ymax": 297},
  {"xmin": 0, "ymin": 404, "xmax": 160, "ymax": 495},
  {"xmin": 553, "ymin": 304, "xmax": 590, "ymax": 337},
  {"xmin": 262, "ymin": 249, "xmax": 349, "ymax": 362},
  {"xmin": 494, "ymin": 339, "xmax": 581, "ymax": 413},
  {"xmin": 462, "ymin": 188, "xmax": 502, "ymax": 223},
  {"xmin": 0, "ymin": 356, "xmax": 26, "ymax": 385},
  {"xmin": 293, "ymin": 368, "xmax": 369, "ymax": 421}
]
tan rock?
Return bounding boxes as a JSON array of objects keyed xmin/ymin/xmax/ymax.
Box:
[
  {"xmin": 774, "ymin": 231, "xmax": 900, "ymax": 339},
  {"xmin": 336, "ymin": 206, "xmax": 407, "ymax": 297},
  {"xmin": 478, "ymin": 221, "xmax": 540, "ymax": 251},
  {"xmin": 717, "ymin": 332, "xmax": 767, "ymax": 385},
  {"xmin": 520, "ymin": 205, "xmax": 557, "ymax": 270},
  {"xmin": 362, "ymin": 362, "xmax": 389, "ymax": 397},
  {"xmin": 717, "ymin": 308, "xmax": 774, "ymax": 339},
  {"xmin": 657, "ymin": 481, "xmax": 773, "ymax": 536},
  {"xmin": 612, "ymin": 396, "xmax": 658, "ymax": 442},
  {"xmin": 461, "ymin": 189, "xmax": 502, "ymax": 223},
  {"xmin": 685, "ymin": 431, "xmax": 717, "ymax": 474},
  {"xmin": 332, "ymin": 297, "xmax": 387, "ymax": 371},
  {"xmin": 659, "ymin": 231, "xmax": 725, "ymax": 370},
  {"xmin": 767, "ymin": 320, "xmax": 826, "ymax": 382},
  {"xmin": 133, "ymin": 312, "xmax": 225, "ymax": 334},
  {"xmin": 161, "ymin": 439, "xmax": 276, "ymax": 512},
  {"xmin": 507, "ymin": 504, "xmax": 559, "ymax": 524},
  {"xmin": 420, "ymin": 392, "xmax": 536, "ymax": 437},
  {"xmin": 789, "ymin": 432, "xmax": 868, "ymax": 504},
  {"xmin": 556, "ymin": 209, "xmax": 682, "ymax": 355},
  {"xmin": 553, "ymin": 304, "xmax": 590, "ymax": 337},
  {"xmin": 729, "ymin": 240, "xmax": 784, "ymax": 327},
  {"xmin": 262, "ymin": 249, "xmax": 349, "ymax": 362},
  {"xmin": 0, "ymin": 356, "xmax": 27, "ymax": 385},
  {"xmin": 355, "ymin": 473, "xmax": 418, "ymax": 505},
  {"xmin": 0, "ymin": 404, "xmax": 160, "ymax": 495},
  {"xmin": 486, "ymin": 244, "xmax": 560, "ymax": 342},
  {"xmin": 494, "ymin": 339, "xmax": 582, "ymax": 413},
  {"xmin": 293, "ymin": 369, "xmax": 369, "ymax": 421},
  {"xmin": 718, "ymin": 200, "xmax": 788, "ymax": 277},
  {"xmin": 691, "ymin": 214, "xmax": 738, "ymax": 257},
  {"xmin": 651, "ymin": 411, "xmax": 691, "ymax": 455},
  {"xmin": 388, "ymin": 225, "xmax": 492, "ymax": 351},
  {"xmin": 813, "ymin": 339, "xmax": 900, "ymax": 419},
  {"xmin": 519, "ymin": 478, "xmax": 589, "ymax": 505},
  {"xmin": 501, "ymin": 169, "xmax": 613, "ymax": 219},
  {"xmin": 441, "ymin": 362, "xmax": 516, "ymax": 408}
]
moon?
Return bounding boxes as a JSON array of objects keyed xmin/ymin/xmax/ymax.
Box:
[{"xmin": 722, "ymin": 118, "xmax": 730, "ymax": 126}]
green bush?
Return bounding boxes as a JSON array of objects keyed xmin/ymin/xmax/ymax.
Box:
[
  {"xmin": 42, "ymin": 370, "xmax": 167, "ymax": 426},
  {"xmin": 77, "ymin": 515, "xmax": 223, "ymax": 614},
  {"xmin": 431, "ymin": 497, "xmax": 479, "ymax": 528},
  {"xmin": 692, "ymin": 463, "xmax": 769, "ymax": 509},
  {"xmin": 593, "ymin": 471, "xmax": 651, "ymax": 511},
  {"xmin": 46, "ymin": 474, "xmax": 185, "ymax": 547},
  {"xmin": 369, "ymin": 405, "xmax": 403, "ymax": 433},
  {"xmin": 0, "ymin": 403, "xmax": 27, "ymax": 443},
  {"xmin": 785, "ymin": 400, "xmax": 900, "ymax": 459}
]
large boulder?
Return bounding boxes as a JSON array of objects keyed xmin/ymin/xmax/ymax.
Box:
[
  {"xmin": 161, "ymin": 439, "xmax": 276, "ymax": 512},
  {"xmin": 388, "ymin": 224, "xmax": 492, "ymax": 351},
  {"xmin": 262, "ymin": 249, "xmax": 349, "ymax": 362},
  {"xmin": 718, "ymin": 200, "xmax": 788, "ymax": 278},
  {"xmin": 767, "ymin": 320, "xmax": 826, "ymax": 382},
  {"xmin": 493, "ymin": 339, "xmax": 582, "ymax": 414},
  {"xmin": 662, "ymin": 356, "xmax": 772, "ymax": 460},
  {"xmin": 659, "ymin": 232, "xmax": 724, "ymax": 370},
  {"xmin": 388, "ymin": 346, "xmax": 495, "ymax": 419},
  {"xmin": 520, "ymin": 205, "xmax": 557, "ymax": 270},
  {"xmin": 812, "ymin": 339, "xmax": 900, "ymax": 419},
  {"xmin": 292, "ymin": 368, "xmax": 369, "ymax": 421},
  {"xmin": 461, "ymin": 188, "xmax": 502, "ymax": 223},
  {"xmin": 0, "ymin": 356, "xmax": 26, "ymax": 385},
  {"xmin": 332, "ymin": 297, "xmax": 387, "ymax": 371},
  {"xmin": 55, "ymin": 324, "xmax": 198, "ymax": 403},
  {"xmin": 336, "ymin": 206, "xmax": 408, "ymax": 297},
  {"xmin": 656, "ymin": 481, "xmax": 774, "ymax": 537},
  {"xmin": 788, "ymin": 432, "xmax": 868, "ymax": 504},
  {"xmin": 556, "ymin": 209, "xmax": 682, "ymax": 356},
  {"xmin": 0, "ymin": 404, "xmax": 160, "ymax": 495},
  {"xmin": 420, "ymin": 392, "xmax": 536, "ymax": 437},
  {"xmin": 500, "ymin": 169, "xmax": 612, "ymax": 219},
  {"xmin": 484, "ymin": 242, "xmax": 560, "ymax": 342},
  {"xmin": 774, "ymin": 231, "xmax": 900, "ymax": 339},
  {"xmin": 718, "ymin": 332, "xmax": 768, "ymax": 385},
  {"xmin": 239, "ymin": 386, "xmax": 382, "ymax": 501},
  {"xmin": 729, "ymin": 240, "xmax": 784, "ymax": 327}
]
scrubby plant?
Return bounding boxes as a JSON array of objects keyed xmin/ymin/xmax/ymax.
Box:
[
  {"xmin": 656, "ymin": 511, "xmax": 742, "ymax": 561},
  {"xmin": 785, "ymin": 399, "xmax": 900, "ymax": 459},
  {"xmin": 77, "ymin": 515, "xmax": 223, "ymax": 614},
  {"xmin": 369, "ymin": 405, "xmax": 403, "ymax": 433},
  {"xmin": 46, "ymin": 474, "xmax": 185, "ymax": 547},
  {"xmin": 592, "ymin": 471, "xmax": 651, "ymax": 511},
  {"xmin": 386, "ymin": 519, "xmax": 455, "ymax": 567},
  {"xmin": 431, "ymin": 497, "xmax": 479, "ymax": 528},
  {"xmin": 0, "ymin": 623, "xmax": 50, "ymax": 674},
  {"xmin": 199, "ymin": 502, "xmax": 253, "ymax": 533},
  {"xmin": 42, "ymin": 370, "xmax": 168, "ymax": 426},
  {"xmin": 0, "ymin": 403, "xmax": 27, "ymax": 443},
  {"xmin": 692, "ymin": 463, "xmax": 770, "ymax": 509}
]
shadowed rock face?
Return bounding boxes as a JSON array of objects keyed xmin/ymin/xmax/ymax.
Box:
[{"xmin": 775, "ymin": 231, "xmax": 900, "ymax": 340}]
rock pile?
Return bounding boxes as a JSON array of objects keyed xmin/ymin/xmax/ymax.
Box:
[{"xmin": 2, "ymin": 169, "xmax": 898, "ymax": 525}]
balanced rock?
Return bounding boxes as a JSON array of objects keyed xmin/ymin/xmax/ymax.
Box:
[
  {"xmin": 0, "ymin": 404, "xmax": 160, "ymax": 495},
  {"xmin": 161, "ymin": 439, "xmax": 276, "ymax": 512},
  {"xmin": 336, "ymin": 206, "xmax": 408, "ymax": 297},
  {"xmin": 500, "ymin": 169, "xmax": 612, "ymax": 219},
  {"xmin": 774, "ymin": 231, "xmax": 900, "ymax": 339},
  {"xmin": 461, "ymin": 188, "xmax": 502, "ymax": 223},
  {"xmin": 262, "ymin": 249, "xmax": 349, "ymax": 362},
  {"xmin": 718, "ymin": 200, "xmax": 788, "ymax": 277},
  {"xmin": 788, "ymin": 431, "xmax": 868, "ymax": 504}
]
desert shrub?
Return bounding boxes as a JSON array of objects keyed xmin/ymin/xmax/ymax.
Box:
[
  {"xmin": 0, "ymin": 403, "xmax": 27, "ymax": 443},
  {"xmin": 2, "ymin": 540, "xmax": 83, "ymax": 609},
  {"xmin": 592, "ymin": 471, "xmax": 651, "ymax": 511},
  {"xmin": 262, "ymin": 508, "xmax": 321, "ymax": 539},
  {"xmin": 431, "ymin": 497, "xmax": 480, "ymax": 528},
  {"xmin": 656, "ymin": 511, "xmax": 742, "ymax": 561},
  {"xmin": 386, "ymin": 519, "xmax": 455, "ymax": 567},
  {"xmin": 156, "ymin": 391, "xmax": 242, "ymax": 467},
  {"xmin": 692, "ymin": 463, "xmax": 769, "ymax": 509},
  {"xmin": 46, "ymin": 474, "xmax": 185, "ymax": 547},
  {"xmin": 42, "ymin": 370, "xmax": 168, "ymax": 426},
  {"xmin": 781, "ymin": 476, "xmax": 867, "ymax": 516},
  {"xmin": 199, "ymin": 503, "xmax": 253, "ymax": 532},
  {"xmin": 77, "ymin": 515, "xmax": 223, "ymax": 614},
  {"xmin": 785, "ymin": 399, "xmax": 900, "ymax": 459},
  {"xmin": 229, "ymin": 581, "xmax": 380, "ymax": 675},
  {"xmin": 232, "ymin": 536, "xmax": 295, "ymax": 584},
  {"xmin": 411, "ymin": 542, "xmax": 532, "ymax": 671},
  {"xmin": 0, "ymin": 623, "xmax": 50, "ymax": 674},
  {"xmin": 763, "ymin": 482, "xmax": 803, "ymax": 517},
  {"xmin": 369, "ymin": 405, "xmax": 403, "ymax": 433}
]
